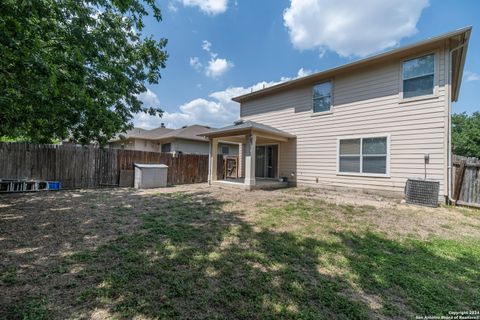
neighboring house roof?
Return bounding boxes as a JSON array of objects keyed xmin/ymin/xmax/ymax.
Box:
[
  {"xmin": 139, "ymin": 127, "xmax": 175, "ymax": 140},
  {"xmin": 232, "ymin": 26, "xmax": 471, "ymax": 103},
  {"xmin": 158, "ymin": 125, "xmax": 214, "ymax": 142},
  {"xmin": 111, "ymin": 127, "xmax": 173, "ymax": 142},
  {"xmin": 199, "ymin": 120, "xmax": 296, "ymax": 139},
  {"xmin": 110, "ymin": 125, "xmax": 214, "ymax": 142},
  {"xmin": 117, "ymin": 128, "xmax": 148, "ymax": 139}
]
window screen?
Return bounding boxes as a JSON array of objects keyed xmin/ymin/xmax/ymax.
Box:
[
  {"xmin": 339, "ymin": 139, "xmax": 361, "ymax": 173},
  {"xmin": 402, "ymin": 54, "xmax": 434, "ymax": 99},
  {"xmin": 339, "ymin": 137, "xmax": 387, "ymax": 174},
  {"xmin": 313, "ymin": 81, "xmax": 332, "ymax": 113}
]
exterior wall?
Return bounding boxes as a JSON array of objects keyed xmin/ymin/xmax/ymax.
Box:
[
  {"xmin": 173, "ymin": 139, "xmax": 238, "ymax": 155},
  {"xmin": 170, "ymin": 139, "xmax": 208, "ymax": 154},
  {"xmin": 109, "ymin": 139, "xmax": 156, "ymax": 151},
  {"xmin": 110, "ymin": 138, "xmax": 238, "ymax": 156},
  {"xmin": 241, "ymin": 46, "xmax": 449, "ymax": 198},
  {"xmin": 135, "ymin": 139, "xmax": 160, "ymax": 152},
  {"xmin": 219, "ymin": 143, "xmax": 239, "ymax": 156},
  {"xmin": 279, "ymin": 139, "xmax": 297, "ymax": 185}
]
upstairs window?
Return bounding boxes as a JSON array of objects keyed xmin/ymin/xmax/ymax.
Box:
[
  {"xmin": 339, "ymin": 137, "xmax": 388, "ymax": 175},
  {"xmin": 313, "ymin": 81, "xmax": 332, "ymax": 113},
  {"xmin": 402, "ymin": 54, "xmax": 435, "ymax": 99}
]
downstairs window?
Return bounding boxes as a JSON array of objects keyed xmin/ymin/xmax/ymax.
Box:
[{"xmin": 338, "ymin": 137, "xmax": 388, "ymax": 175}]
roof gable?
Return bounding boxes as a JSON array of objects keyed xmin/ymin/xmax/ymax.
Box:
[{"xmin": 233, "ymin": 27, "xmax": 471, "ymax": 103}]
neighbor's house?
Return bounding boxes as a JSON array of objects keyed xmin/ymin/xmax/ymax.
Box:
[
  {"xmin": 109, "ymin": 124, "xmax": 238, "ymax": 156},
  {"xmin": 202, "ymin": 27, "xmax": 471, "ymax": 202}
]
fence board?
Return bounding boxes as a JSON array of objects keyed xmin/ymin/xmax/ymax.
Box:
[
  {"xmin": 453, "ymin": 155, "xmax": 480, "ymax": 207},
  {"xmin": 0, "ymin": 142, "xmax": 211, "ymax": 189}
]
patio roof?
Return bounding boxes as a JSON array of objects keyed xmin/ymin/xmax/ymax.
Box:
[{"xmin": 198, "ymin": 120, "xmax": 295, "ymax": 139}]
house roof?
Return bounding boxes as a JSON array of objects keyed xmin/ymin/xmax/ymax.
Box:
[
  {"xmin": 158, "ymin": 125, "xmax": 214, "ymax": 142},
  {"xmin": 118, "ymin": 128, "xmax": 148, "ymax": 139},
  {"xmin": 232, "ymin": 26, "xmax": 471, "ymax": 103},
  {"xmin": 140, "ymin": 127, "xmax": 175, "ymax": 139},
  {"xmin": 199, "ymin": 120, "xmax": 295, "ymax": 139},
  {"xmin": 110, "ymin": 125, "xmax": 215, "ymax": 142},
  {"xmin": 111, "ymin": 127, "xmax": 173, "ymax": 142}
]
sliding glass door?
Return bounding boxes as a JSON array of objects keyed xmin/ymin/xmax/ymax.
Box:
[{"xmin": 255, "ymin": 145, "xmax": 278, "ymax": 178}]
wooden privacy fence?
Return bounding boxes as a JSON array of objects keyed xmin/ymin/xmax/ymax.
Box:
[
  {"xmin": 452, "ymin": 155, "xmax": 480, "ymax": 208},
  {"xmin": 0, "ymin": 142, "xmax": 219, "ymax": 189}
]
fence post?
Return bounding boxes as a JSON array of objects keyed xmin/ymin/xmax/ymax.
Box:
[{"xmin": 452, "ymin": 160, "xmax": 466, "ymax": 204}]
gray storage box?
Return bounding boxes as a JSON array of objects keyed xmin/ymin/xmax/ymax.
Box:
[{"xmin": 134, "ymin": 164, "xmax": 168, "ymax": 189}]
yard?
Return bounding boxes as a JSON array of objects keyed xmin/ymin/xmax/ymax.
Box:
[{"xmin": 1, "ymin": 184, "xmax": 479, "ymax": 319}]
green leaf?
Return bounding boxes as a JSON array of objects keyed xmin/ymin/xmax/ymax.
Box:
[{"xmin": 0, "ymin": 0, "xmax": 167, "ymax": 144}]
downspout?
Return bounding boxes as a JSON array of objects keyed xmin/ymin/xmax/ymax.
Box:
[{"xmin": 447, "ymin": 41, "xmax": 467, "ymax": 204}]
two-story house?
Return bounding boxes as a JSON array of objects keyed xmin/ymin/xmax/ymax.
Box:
[{"xmin": 202, "ymin": 27, "xmax": 471, "ymax": 203}]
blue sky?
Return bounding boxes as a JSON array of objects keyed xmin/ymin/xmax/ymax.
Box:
[{"xmin": 134, "ymin": 0, "xmax": 480, "ymax": 129}]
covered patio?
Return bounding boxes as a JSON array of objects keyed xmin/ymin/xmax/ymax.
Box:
[{"xmin": 199, "ymin": 120, "xmax": 296, "ymax": 190}]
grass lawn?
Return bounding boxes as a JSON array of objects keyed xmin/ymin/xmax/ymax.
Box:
[{"xmin": 1, "ymin": 185, "xmax": 479, "ymax": 319}]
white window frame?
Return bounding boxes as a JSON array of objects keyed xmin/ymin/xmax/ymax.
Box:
[
  {"xmin": 336, "ymin": 134, "xmax": 390, "ymax": 178},
  {"xmin": 312, "ymin": 80, "xmax": 333, "ymax": 114},
  {"xmin": 399, "ymin": 51, "xmax": 439, "ymax": 102}
]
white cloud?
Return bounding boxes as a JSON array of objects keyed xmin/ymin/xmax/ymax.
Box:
[
  {"xmin": 178, "ymin": 0, "xmax": 228, "ymax": 15},
  {"xmin": 190, "ymin": 40, "xmax": 233, "ymax": 77},
  {"xmin": 189, "ymin": 57, "xmax": 202, "ymax": 71},
  {"xmin": 202, "ymin": 40, "xmax": 212, "ymax": 52},
  {"xmin": 296, "ymin": 67, "xmax": 312, "ymax": 78},
  {"xmin": 283, "ymin": 0, "xmax": 429, "ymax": 57},
  {"xmin": 137, "ymin": 89, "xmax": 160, "ymax": 107},
  {"xmin": 161, "ymin": 98, "xmax": 236, "ymax": 128},
  {"xmin": 133, "ymin": 112, "xmax": 162, "ymax": 130},
  {"xmin": 464, "ymin": 70, "xmax": 480, "ymax": 82},
  {"xmin": 134, "ymin": 68, "xmax": 309, "ymax": 129},
  {"xmin": 205, "ymin": 58, "xmax": 234, "ymax": 78},
  {"xmin": 167, "ymin": 2, "xmax": 178, "ymax": 12}
]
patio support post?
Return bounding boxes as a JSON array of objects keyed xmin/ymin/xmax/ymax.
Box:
[
  {"xmin": 238, "ymin": 143, "xmax": 244, "ymax": 177},
  {"xmin": 244, "ymin": 133, "xmax": 256, "ymax": 188},
  {"xmin": 208, "ymin": 138, "xmax": 218, "ymax": 184}
]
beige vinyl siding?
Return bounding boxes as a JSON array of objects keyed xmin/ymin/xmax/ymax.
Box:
[
  {"xmin": 279, "ymin": 139, "xmax": 297, "ymax": 184},
  {"xmin": 241, "ymin": 47, "xmax": 448, "ymax": 197},
  {"xmin": 171, "ymin": 139, "xmax": 209, "ymax": 154},
  {"xmin": 110, "ymin": 139, "xmax": 157, "ymax": 151},
  {"xmin": 135, "ymin": 139, "xmax": 160, "ymax": 152},
  {"xmin": 173, "ymin": 139, "xmax": 239, "ymax": 155},
  {"xmin": 111, "ymin": 138, "xmax": 238, "ymax": 155}
]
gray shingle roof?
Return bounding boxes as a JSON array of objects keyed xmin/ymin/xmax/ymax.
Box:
[
  {"xmin": 110, "ymin": 125, "xmax": 214, "ymax": 142},
  {"xmin": 158, "ymin": 125, "xmax": 213, "ymax": 142},
  {"xmin": 111, "ymin": 127, "xmax": 173, "ymax": 141},
  {"xmin": 139, "ymin": 127, "xmax": 175, "ymax": 139},
  {"xmin": 198, "ymin": 120, "xmax": 295, "ymax": 138}
]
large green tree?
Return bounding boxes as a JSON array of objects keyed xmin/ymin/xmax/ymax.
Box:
[
  {"xmin": 0, "ymin": 0, "xmax": 167, "ymax": 144},
  {"xmin": 452, "ymin": 112, "xmax": 480, "ymax": 158}
]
